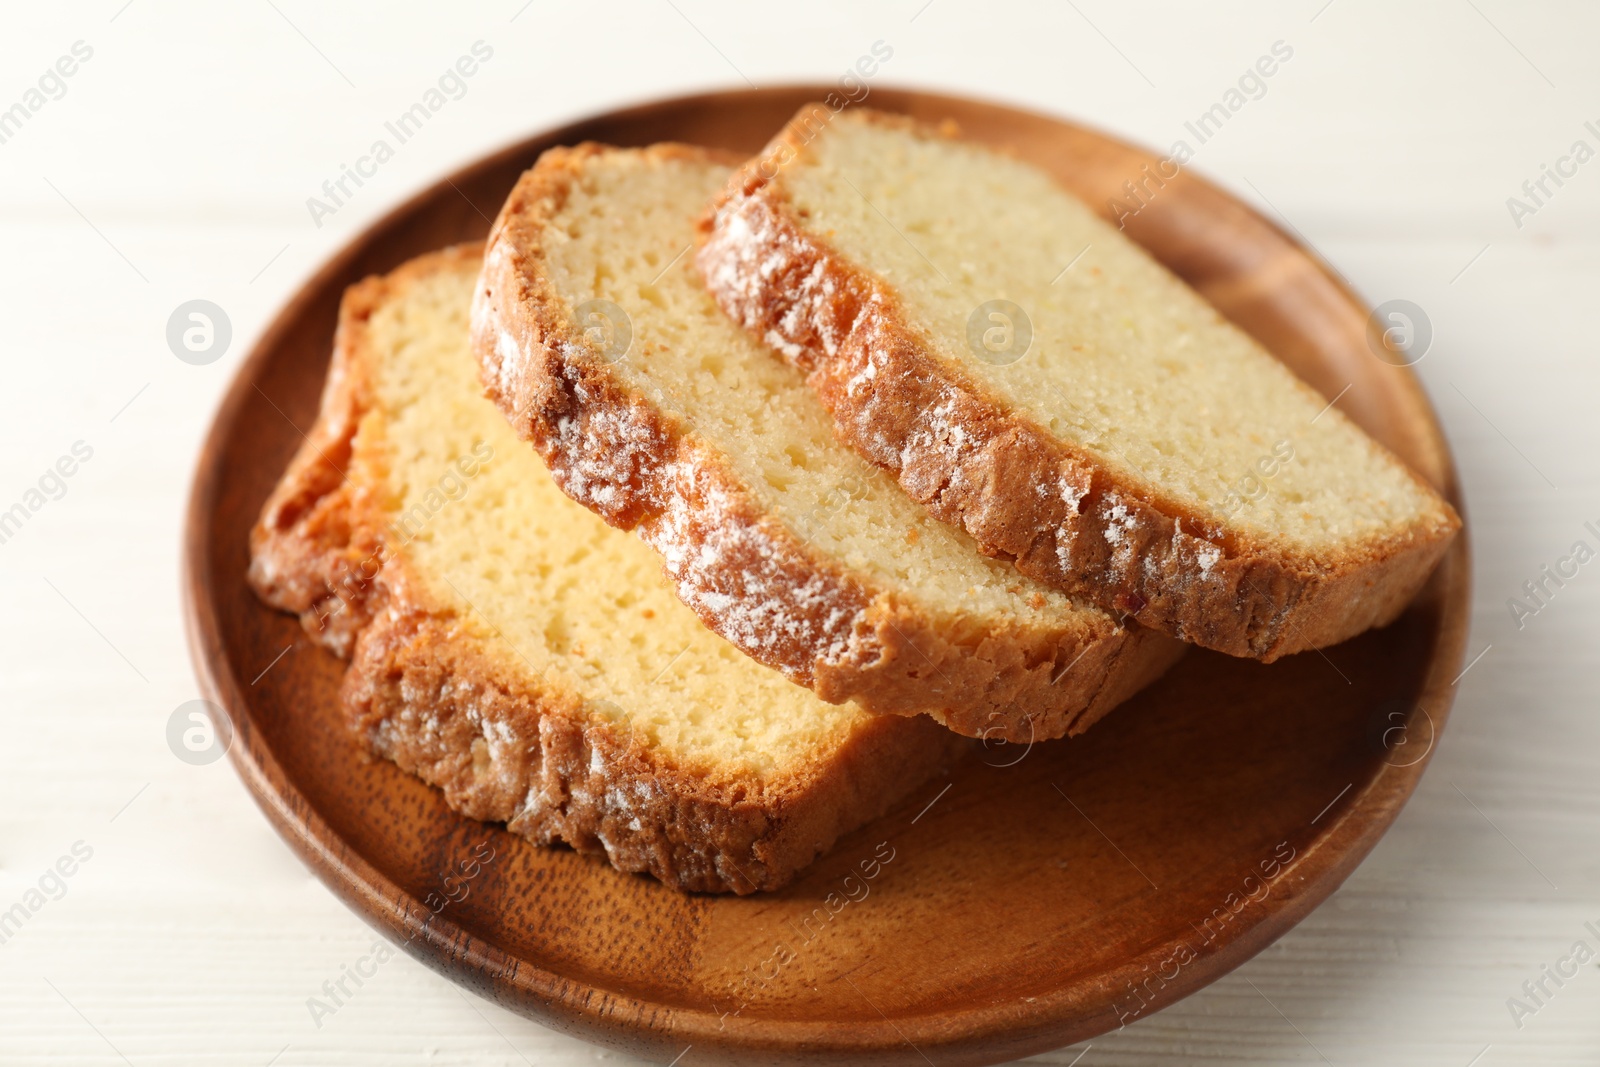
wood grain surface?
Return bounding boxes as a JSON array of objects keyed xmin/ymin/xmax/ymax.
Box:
[{"xmin": 182, "ymin": 87, "xmax": 1467, "ymax": 1065}]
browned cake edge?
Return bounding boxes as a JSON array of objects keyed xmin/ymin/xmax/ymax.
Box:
[
  {"xmin": 696, "ymin": 104, "xmax": 1461, "ymax": 661},
  {"xmin": 247, "ymin": 243, "xmax": 968, "ymax": 894},
  {"xmin": 471, "ymin": 142, "xmax": 1183, "ymax": 741}
]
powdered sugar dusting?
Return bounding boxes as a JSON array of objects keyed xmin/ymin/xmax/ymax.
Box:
[
  {"xmin": 845, "ymin": 354, "xmax": 879, "ymax": 398},
  {"xmin": 1054, "ymin": 530, "xmax": 1076, "ymax": 574},
  {"xmin": 704, "ymin": 207, "xmax": 756, "ymax": 304},
  {"xmin": 543, "ymin": 368, "xmax": 664, "ymax": 523},
  {"xmin": 763, "ymin": 329, "xmax": 802, "ymax": 361},
  {"xmin": 1058, "ymin": 475, "xmax": 1087, "ymax": 512},
  {"xmin": 475, "ymin": 202, "xmax": 881, "ymax": 687},
  {"xmin": 701, "ymin": 198, "xmax": 846, "ymax": 362},
  {"xmin": 1101, "ymin": 495, "xmax": 1136, "ymax": 550},
  {"xmin": 494, "ymin": 329, "xmax": 521, "ymax": 397},
  {"xmin": 640, "ymin": 453, "xmax": 867, "ymax": 675},
  {"xmin": 899, "ymin": 391, "xmax": 978, "ymax": 473}
]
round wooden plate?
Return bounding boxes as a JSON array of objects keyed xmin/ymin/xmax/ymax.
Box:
[{"xmin": 184, "ymin": 87, "xmax": 1469, "ymax": 1066}]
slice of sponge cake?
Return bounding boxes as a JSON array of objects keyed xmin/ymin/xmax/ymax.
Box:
[
  {"xmin": 248, "ymin": 245, "xmax": 967, "ymax": 894},
  {"xmin": 700, "ymin": 105, "xmax": 1461, "ymax": 661},
  {"xmin": 472, "ymin": 144, "xmax": 1182, "ymax": 742}
]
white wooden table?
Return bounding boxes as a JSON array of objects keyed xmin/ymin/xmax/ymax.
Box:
[{"xmin": 2, "ymin": 1, "xmax": 1596, "ymax": 1063}]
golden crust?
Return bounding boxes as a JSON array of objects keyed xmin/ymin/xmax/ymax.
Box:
[
  {"xmin": 248, "ymin": 244, "xmax": 967, "ymax": 894},
  {"xmin": 472, "ymin": 142, "xmax": 1183, "ymax": 741},
  {"xmin": 697, "ymin": 105, "xmax": 1461, "ymax": 661}
]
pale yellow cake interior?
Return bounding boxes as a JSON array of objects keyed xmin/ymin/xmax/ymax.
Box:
[
  {"xmin": 778, "ymin": 111, "xmax": 1447, "ymax": 549},
  {"xmin": 356, "ymin": 253, "xmax": 873, "ymax": 778},
  {"xmin": 538, "ymin": 148, "xmax": 1092, "ymax": 634}
]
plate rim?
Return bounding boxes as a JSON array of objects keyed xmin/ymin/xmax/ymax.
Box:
[{"xmin": 182, "ymin": 83, "xmax": 1471, "ymax": 1065}]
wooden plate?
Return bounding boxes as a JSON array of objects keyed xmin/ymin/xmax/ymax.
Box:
[{"xmin": 183, "ymin": 87, "xmax": 1469, "ymax": 1066}]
